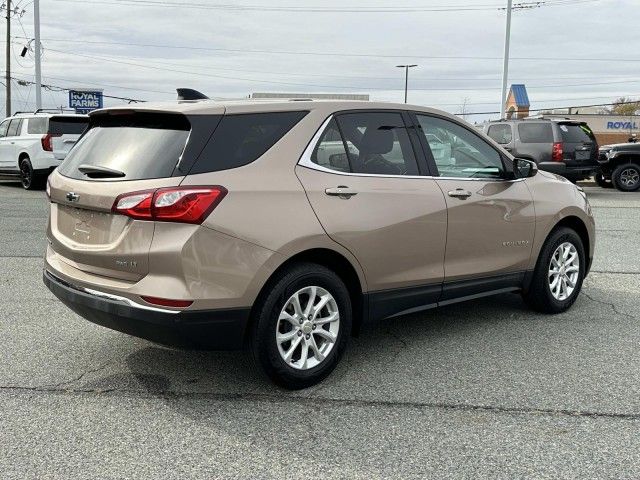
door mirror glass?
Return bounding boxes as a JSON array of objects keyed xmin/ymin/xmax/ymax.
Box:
[{"xmin": 513, "ymin": 158, "xmax": 538, "ymax": 178}]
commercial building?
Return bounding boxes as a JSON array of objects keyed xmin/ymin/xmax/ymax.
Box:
[{"xmin": 251, "ymin": 92, "xmax": 369, "ymax": 101}]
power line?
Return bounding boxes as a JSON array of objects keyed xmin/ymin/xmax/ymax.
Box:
[
  {"xmin": 39, "ymin": 46, "xmax": 640, "ymax": 93},
  {"xmin": 51, "ymin": 0, "xmax": 600, "ymax": 12},
  {"xmin": 20, "ymin": 35, "xmax": 635, "ymax": 63}
]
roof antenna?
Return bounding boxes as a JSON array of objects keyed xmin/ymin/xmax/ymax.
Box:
[{"xmin": 176, "ymin": 88, "xmax": 210, "ymax": 101}]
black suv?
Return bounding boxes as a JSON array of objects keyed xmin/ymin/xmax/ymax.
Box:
[
  {"xmin": 484, "ymin": 117, "xmax": 599, "ymax": 182},
  {"xmin": 597, "ymin": 142, "xmax": 640, "ymax": 192}
]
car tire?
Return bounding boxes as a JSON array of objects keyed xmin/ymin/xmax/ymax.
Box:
[
  {"xmin": 523, "ymin": 227, "xmax": 585, "ymax": 314},
  {"xmin": 595, "ymin": 173, "xmax": 613, "ymax": 188},
  {"xmin": 19, "ymin": 157, "xmax": 45, "ymax": 190},
  {"xmin": 250, "ymin": 262, "xmax": 352, "ymax": 390},
  {"xmin": 611, "ymin": 163, "xmax": 640, "ymax": 192}
]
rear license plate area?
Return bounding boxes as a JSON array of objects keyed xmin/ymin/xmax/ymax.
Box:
[{"xmin": 575, "ymin": 150, "xmax": 590, "ymax": 161}]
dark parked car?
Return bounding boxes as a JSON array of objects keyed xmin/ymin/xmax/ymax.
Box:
[
  {"xmin": 484, "ymin": 117, "xmax": 599, "ymax": 182},
  {"xmin": 597, "ymin": 142, "xmax": 640, "ymax": 191}
]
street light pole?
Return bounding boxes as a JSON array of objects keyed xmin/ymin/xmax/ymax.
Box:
[
  {"xmin": 396, "ymin": 64, "xmax": 417, "ymax": 104},
  {"xmin": 34, "ymin": 0, "xmax": 41, "ymax": 110},
  {"xmin": 499, "ymin": 0, "xmax": 513, "ymax": 119},
  {"xmin": 5, "ymin": 0, "xmax": 11, "ymax": 117}
]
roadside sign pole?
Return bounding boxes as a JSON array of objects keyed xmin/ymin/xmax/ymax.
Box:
[
  {"xmin": 500, "ymin": 0, "xmax": 513, "ymax": 119},
  {"xmin": 34, "ymin": 0, "xmax": 41, "ymax": 110},
  {"xmin": 5, "ymin": 0, "xmax": 11, "ymax": 117}
]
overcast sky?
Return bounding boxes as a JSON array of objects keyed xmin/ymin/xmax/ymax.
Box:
[{"xmin": 2, "ymin": 0, "xmax": 639, "ymax": 121}]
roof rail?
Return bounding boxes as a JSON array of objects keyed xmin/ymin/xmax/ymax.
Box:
[
  {"xmin": 35, "ymin": 108, "xmax": 76, "ymax": 114},
  {"xmin": 525, "ymin": 115, "xmax": 571, "ymax": 121}
]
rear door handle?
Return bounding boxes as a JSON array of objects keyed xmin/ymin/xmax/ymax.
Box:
[
  {"xmin": 325, "ymin": 186, "xmax": 358, "ymax": 198},
  {"xmin": 448, "ymin": 188, "xmax": 472, "ymax": 199}
]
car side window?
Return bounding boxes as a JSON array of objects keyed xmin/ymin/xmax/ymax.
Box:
[
  {"xmin": 0, "ymin": 119, "xmax": 9, "ymax": 138},
  {"xmin": 7, "ymin": 119, "xmax": 23, "ymax": 137},
  {"xmin": 335, "ymin": 112, "xmax": 419, "ymax": 176},
  {"xmin": 27, "ymin": 117, "xmax": 47, "ymax": 134},
  {"xmin": 487, "ymin": 124, "xmax": 512, "ymax": 145},
  {"xmin": 518, "ymin": 123, "xmax": 553, "ymax": 143},
  {"xmin": 416, "ymin": 114, "xmax": 504, "ymax": 179},
  {"xmin": 310, "ymin": 118, "xmax": 351, "ymax": 173}
]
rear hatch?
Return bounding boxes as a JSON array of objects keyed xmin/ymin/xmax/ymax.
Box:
[
  {"xmin": 47, "ymin": 111, "xmax": 196, "ymax": 281},
  {"xmin": 48, "ymin": 115, "xmax": 90, "ymax": 160},
  {"xmin": 558, "ymin": 122, "xmax": 598, "ymax": 167}
]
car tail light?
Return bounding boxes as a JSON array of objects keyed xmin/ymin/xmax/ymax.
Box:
[
  {"xmin": 41, "ymin": 133, "xmax": 61, "ymax": 152},
  {"xmin": 141, "ymin": 296, "xmax": 193, "ymax": 308},
  {"xmin": 552, "ymin": 142, "xmax": 563, "ymax": 162},
  {"xmin": 112, "ymin": 186, "xmax": 227, "ymax": 224}
]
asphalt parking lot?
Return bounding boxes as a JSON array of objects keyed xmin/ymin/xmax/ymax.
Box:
[{"xmin": 1, "ymin": 181, "xmax": 638, "ymax": 479}]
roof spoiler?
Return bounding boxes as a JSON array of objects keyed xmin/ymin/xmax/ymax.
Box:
[{"xmin": 176, "ymin": 88, "xmax": 209, "ymax": 101}]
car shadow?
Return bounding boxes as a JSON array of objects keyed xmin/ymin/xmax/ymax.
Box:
[{"xmin": 80, "ymin": 291, "xmax": 548, "ymax": 398}]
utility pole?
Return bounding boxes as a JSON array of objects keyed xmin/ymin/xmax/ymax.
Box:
[
  {"xmin": 34, "ymin": 0, "xmax": 41, "ymax": 109},
  {"xmin": 396, "ymin": 64, "xmax": 417, "ymax": 104},
  {"xmin": 499, "ymin": 0, "xmax": 513, "ymax": 119},
  {"xmin": 5, "ymin": 0, "xmax": 11, "ymax": 117}
]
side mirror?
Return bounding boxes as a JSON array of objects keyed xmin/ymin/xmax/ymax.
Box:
[{"xmin": 513, "ymin": 158, "xmax": 538, "ymax": 179}]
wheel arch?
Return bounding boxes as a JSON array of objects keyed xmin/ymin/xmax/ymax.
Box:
[
  {"xmin": 551, "ymin": 215, "xmax": 591, "ymax": 274},
  {"xmin": 248, "ymin": 247, "xmax": 366, "ymax": 341}
]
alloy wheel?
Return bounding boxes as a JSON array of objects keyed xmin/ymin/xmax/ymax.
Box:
[
  {"xmin": 619, "ymin": 167, "xmax": 640, "ymax": 188},
  {"xmin": 20, "ymin": 161, "xmax": 32, "ymax": 189},
  {"xmin": 548, "ymin": 241, "xmax": 580, "ymax": 301},
  {"xmin": 276, "ymin": 286, "xmax": 340, "ymax": 370}
]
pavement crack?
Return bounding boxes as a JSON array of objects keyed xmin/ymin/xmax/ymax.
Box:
[
  {"xmin": 1, "ymin": 386, "xmax": 639, "ymax": 421},
  {"xmin": 582, "ymin": 292, "xmax": 636, "ymax": 320},
  {"xmin": 2, "ymin": 361, "xmax": 114, "ymax": 392}
]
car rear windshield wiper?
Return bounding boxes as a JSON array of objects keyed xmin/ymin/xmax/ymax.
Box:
[{"xmin": 77, "ymin": 164, "xmax": 126, "ymax": 178}]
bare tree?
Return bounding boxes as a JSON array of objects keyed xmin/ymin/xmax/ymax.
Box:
[
  {"xmin": 605, "ymin": 97, "xmax": 640, "ymax": 116},
  {"xmin": 458, "ymin": 97, "xmax": 470, "ymax": 120}
]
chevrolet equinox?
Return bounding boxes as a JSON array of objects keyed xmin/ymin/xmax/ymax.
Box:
[{"xmin": 43, "ymin": 100, "xmax": 595, "ymax": 389}]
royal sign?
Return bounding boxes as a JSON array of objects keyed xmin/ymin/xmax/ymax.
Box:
[
  {"xmin": 68, "ymin": 90, "xmax": 103, "ymax": 114},
  {"xmin": 606, "ymin": 121, "xmax": 638, "ymax": 130}
]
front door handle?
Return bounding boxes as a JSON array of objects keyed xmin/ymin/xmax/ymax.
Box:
[
  {"xmin": 325, "ymin": 186, "xmax": 358, "ymax": 198},
  {"xmin": 447, "ymin": 188, "xmax": 472, "ymax": 199}
]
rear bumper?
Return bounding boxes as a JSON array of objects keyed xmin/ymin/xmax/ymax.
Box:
[
  {"xmin": 43, "ymin": 269, "xmax": 251, "ymax": 350},
  {"xmin": 538, "ymin": 162, "xmax": 597, "ymax": 179}
]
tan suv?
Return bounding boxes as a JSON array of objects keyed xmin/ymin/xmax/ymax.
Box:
[{"xmin": 43, "ymin": 100, "xmax": 595, "ymax": 389}]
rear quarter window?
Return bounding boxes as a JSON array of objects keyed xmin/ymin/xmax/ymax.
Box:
[
  {"xmin": 518, "ymin": 123, "xmax": 554, "ymax": 143},
  {"xmin": 190, "ymin": 111, "xmax": 308, "ymax": 174},
  {"xmin": 27, "ymin": 117, "xmax": 47, "ymax": 134}
]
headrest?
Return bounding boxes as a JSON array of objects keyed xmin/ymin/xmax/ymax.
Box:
[{"xmin": 360, "ymin": 127, "xmax": 394, "ymax": 155}]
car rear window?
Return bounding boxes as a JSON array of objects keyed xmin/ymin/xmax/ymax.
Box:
[
  {"xmin": 48, "ymin": 117, "xmax": 89, "ymax": 135},
  {"xmin": 518, "ymin": 123, "xmax": 554, "ymax": 143},
  {"xmin": 28, "ymin": 117, "xmax": 47, "ymax": 134},
  {"xmin": 189, "ymin": 111, "xmax": 308, "ymax": 174},
  {"xmin": 58, "ymin": 113, "xmax": 191, "ymax": 181},
  {"xmin": 558, "ymin": 123, "xmax": 595, "ymax": 143}
]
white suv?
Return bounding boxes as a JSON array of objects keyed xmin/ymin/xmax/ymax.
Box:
[{"xmin": 0, "ymin": 111, "xmax": 89, "ymax": 189}]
